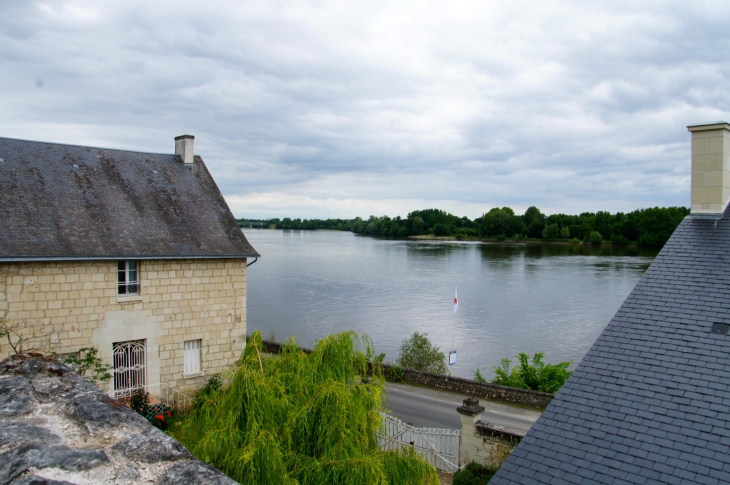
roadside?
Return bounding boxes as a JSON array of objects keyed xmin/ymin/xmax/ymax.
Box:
[{"xmin": 383, "ymin": 381, "xmax": 542, "ymax": 431}]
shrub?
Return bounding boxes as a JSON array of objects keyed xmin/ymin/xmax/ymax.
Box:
[
  {"xmin": 611, "ymin": 233, "xmax": 630, "ymax": 246},
  {"xmin": 389, "ymin": 364, "xmax": 405, "ymax": 382},
  {"xmin": 397, "ymin": 332, "xmax": 447, "ymax": 375},
  {"xmin": 586, "ymin": 231, "xmax": 603, "ymax": 245},
  {"xmin": 492, "ymin": 352, "xmax": 572, "ymax": 393},
  {"xmin": 129, "ymin": 388, "xmax": 151, "ymax": 414},
  {"xmin": 472, "ymin": 368, "xmax": 487, "ymax": 383},
  {"xmin": 193, "ymin": 373, "xmax": 223, "ymax": 410},
  {"xmin": 570, "ymin": 237, "xmax": 581, "ymax": 244},
  {"xmin": 63, "ymin": 347, "xmax": 112, "ymax": 385},
  {"xmin": 453, "ymin": 461, "xmax": 499, "ymax": 485},
  {"xmin": 494, "ymin": 234, "xmax": 507, "ymax": 242}
]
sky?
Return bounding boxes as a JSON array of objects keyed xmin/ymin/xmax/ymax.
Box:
[{"xmin": 1, "ymin": 1, "xmax": 729, "ymax": 220}]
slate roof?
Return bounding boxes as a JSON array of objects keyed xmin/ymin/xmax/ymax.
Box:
[
  {"xmin": 490, "ymin": 210, "xmax": 730, "ymax": 485},
  {"xmin": 0, "ymin": 137, "xmax": 259, "ymax": 260}
]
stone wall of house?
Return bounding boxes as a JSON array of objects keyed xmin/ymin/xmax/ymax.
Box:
[{"xmin": 0, "ymin": 258, "xmax": 247, "ymax": 395}]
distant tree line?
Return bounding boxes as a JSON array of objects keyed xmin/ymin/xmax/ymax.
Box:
[{"xmin": 237, "ymin": 205, "xmax": 690, "ymax": 248}]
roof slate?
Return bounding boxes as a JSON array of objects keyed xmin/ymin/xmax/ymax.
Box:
[
  {"xmin": 0, "ymin": 137, "xmax": 259, "ymax": 260},
  {"xmin": 490, "ymin": 211, "xmax": 730, "ymax": 485}
]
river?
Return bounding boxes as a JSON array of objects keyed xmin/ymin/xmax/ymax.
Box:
[{"xmin": 244, "ymin": 229, "xmax": 659, "ymax": 379}]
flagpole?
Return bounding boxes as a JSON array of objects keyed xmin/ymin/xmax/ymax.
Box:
[{"xmin": 450, "ymin": 286, "xmax": 457, "ymax": 376}]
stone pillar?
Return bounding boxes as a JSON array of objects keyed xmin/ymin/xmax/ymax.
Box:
[{"xmin": 457, "ymin": 397, "xmax": 484, "ymax": 466}]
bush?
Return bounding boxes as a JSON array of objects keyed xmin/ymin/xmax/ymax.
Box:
[
  {"xmin": 611, "ymin": 233, "xmax": 630, "ymax": 246},
  {"xmin": 63, "ymin": 347, "xmax": 112, "ymax": 385},
  {"xmin": 472, "ymin": 368, "xmax": 487, "ymax": 383},
  {"xmin": 397, "ymin": 332, "xmax": 447, "ymax": 375},
  {"xmin": 586, "ymin": 231, "xmax": 603, "ymax": 245},
  {"xmin": 388, "ymin": 364, "xmax": 405, "ymax": 382},
  {"xmin": 453, "ymin": 461, "xmax": 499, "ymax": 485},
  {"xmin": 129, "ymin": 387, "xmax": 151, "ymax": 414},
  {"xmin": 492, "ymin": 352, "xmax": 572, "ymax": 393},
  {"xmin": 494, "ymin": 234, "xmax": 507, "ymax": 242},
  {"xmin": 570, "ymin": 237, "xmax": 581, "ymax": 243}
]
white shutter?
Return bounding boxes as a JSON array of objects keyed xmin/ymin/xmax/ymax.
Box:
[{"xmin": 184, "ymin": 340, "xmax": 201, "ymax": 373}]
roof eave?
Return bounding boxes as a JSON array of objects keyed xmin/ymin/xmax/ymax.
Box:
[{"xmin": 0, "ymin": 254, "xmax": 260, "ymax": 262}]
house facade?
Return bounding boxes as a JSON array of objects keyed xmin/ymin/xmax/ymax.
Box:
[{"xmin": 0, "ymin": 135, "xmax": 259, "ymax": 396}]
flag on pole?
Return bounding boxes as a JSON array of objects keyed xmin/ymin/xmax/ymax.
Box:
[{"xmin": 453, "ymin": 288, "xmax": 458, "ymax": 314}]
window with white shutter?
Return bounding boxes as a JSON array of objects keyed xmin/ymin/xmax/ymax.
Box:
[{"xmin": 184, "ymin": 340, "xmax": 201, "ymax": 374}]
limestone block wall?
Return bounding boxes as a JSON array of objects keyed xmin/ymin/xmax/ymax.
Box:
[
  {"xmin": 458, "ymin": 399, "xmax": 525, "ymax": 469},
  {"xmin": 0, "ymin": 258, "xmax": 247, "ymax": 396},
  {"xmin": 689, "ymin": 123, "xmax": 730, "ymax": 215}
]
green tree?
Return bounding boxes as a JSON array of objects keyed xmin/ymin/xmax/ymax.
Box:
[
  {"xmin": 477, "ymin": 207, "xmax": 524, "ymax": 238},
  {"xmin": 522, "ymin": 206, "xmax": 546, "ymax": 238},
  {"xmin": 396, "ymin": 332, "xmax": 447, "ymax": 375},
  {"xmin": 559, "ymin": 226, "xmax": 570, "ymax": 239},
  {"xmin": 176, "ymin": 331, "xmax": 437, "ymax": 485},
  {"xmin": 586, "ymin": 231, "xmax": 603, "ymax": 245},
  {"xmin": 542, "ymin": 224, "xmax": 560, "ymax": 241}
]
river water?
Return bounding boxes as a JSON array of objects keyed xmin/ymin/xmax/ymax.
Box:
[{"xmin": 244, "ymin": 229, "xmax": 658, "ymax": 379}]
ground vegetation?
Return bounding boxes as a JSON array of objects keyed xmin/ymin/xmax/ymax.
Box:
[
  {"xmin": 453, "ymin": 461, "xmax": 499, "ymax": 485},
  {"xmin": 492, "ymin": 352, "xmax": 572, "ymax": 394},
  {"xmin": 174, "ymin": 331, "xmax": 438, "ymax": 485},
  {"xmin": 396, "ymin": 332, "xmax": 447, "ymax": 375}
]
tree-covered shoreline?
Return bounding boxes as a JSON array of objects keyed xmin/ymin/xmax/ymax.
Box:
[{"xmin": 238, "ymin": 205, "xmax": 689, "ymax": 248}]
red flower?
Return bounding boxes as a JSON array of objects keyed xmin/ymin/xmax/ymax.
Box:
[
  {"xmin": 156, "ymin": 414, "xmax": 164, "ymax": 420},
  {"xmin": 166, "ymin": 411, "xmax": 171, "ymax": 417}
]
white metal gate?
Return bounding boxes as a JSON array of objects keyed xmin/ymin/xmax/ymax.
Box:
[
  {"xmin": 113, "ymin": 340, "xmax": 146, "ymax": 398},
  {"xmin": 379, "ymin": 413, "xmax": 461, "ymax": 473}
]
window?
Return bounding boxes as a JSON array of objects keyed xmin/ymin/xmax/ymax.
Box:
[
  {"xmin": 113, "ymin": 340, "xmax": 146, "ymax": 398},
  {"xmin": 184, "ymin": 339, "xmax": 202, "ymax": 374},
  {"xmin": 118, "ymin": 260, "xmax": 139, "ymax": 295}
]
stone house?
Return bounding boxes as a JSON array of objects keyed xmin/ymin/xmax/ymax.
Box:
[
  {"xmin": 490, "ymin": 123, "xmax": 730, "ymax": 485},
  {"xmin": 0, "ymin": 135, "xmax": 259, "ymax": 396}
]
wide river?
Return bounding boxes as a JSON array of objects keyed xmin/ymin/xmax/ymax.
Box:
[{"xmin": 244, "ymin": 229, "xmax": 659, "ymax": 379}]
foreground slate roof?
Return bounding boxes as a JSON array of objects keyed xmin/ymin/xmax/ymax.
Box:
[
  {"xmin": 491, "ymin": 211, "xmax": 730, "ymax": 485},
  {"xmin": 0, "ymin": 137, "xmax": 258, "ymax": 260}
]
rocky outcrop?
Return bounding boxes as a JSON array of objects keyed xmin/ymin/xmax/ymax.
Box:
[{"xmin": 0, "ymin": 354, "xmax": 238, "ymax": 485}]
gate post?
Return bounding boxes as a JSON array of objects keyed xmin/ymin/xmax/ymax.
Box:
[{"xmin": 456, "ymin": 398, "xmax": 485, "ymax": 466}]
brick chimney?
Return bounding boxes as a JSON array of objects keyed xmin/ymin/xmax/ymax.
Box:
[
  {"xmin": 688, "ymin": 122, "xmax": 730, "ymax": 217},
  {"xmin": 174, "ymin": 135, "xmax": 195, "ymax": 166}
]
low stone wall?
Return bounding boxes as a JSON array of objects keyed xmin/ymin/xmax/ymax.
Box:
[
  {"xmin": 467, "ymin": 422, "xmax": 525, "ymax": 468},
  {"xmin": 458, "ymin": 398, "xmax": 525, "ymax": 469},
  {"xmin": 381, "ymin": 363, "xmax": 553, "ymax": 409},
  {"xmin": 0, "ymin": 353, "xmax": 237, "ymax": 484},
  {"xmin": 257, "ymin": 339, "xmax": 553, "ymax": 409}
]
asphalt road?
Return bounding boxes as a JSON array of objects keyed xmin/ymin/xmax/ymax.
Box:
[{"xmin": 383, "ymin": 382, "xmax": 541, "ymax": 431}]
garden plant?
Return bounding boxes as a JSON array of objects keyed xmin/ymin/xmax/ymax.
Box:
[
  {"xmin": 175, "ymin": 330, "xmax": 438, "ymax": 485},
  {"xmin": 492, "ymin": 352, "xmax": 572, "ymax": 393}
]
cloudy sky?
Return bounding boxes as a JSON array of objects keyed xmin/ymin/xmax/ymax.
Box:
[{"xmin": 1, "ymin": 1, "xmax": 729, "ymax": 219}]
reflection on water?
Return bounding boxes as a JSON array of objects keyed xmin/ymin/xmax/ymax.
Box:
[{"xmin": 245, "ymin": 229, "xmax": 659, "ymax": 379}]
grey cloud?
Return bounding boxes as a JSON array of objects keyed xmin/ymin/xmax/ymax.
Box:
[{"xmin": 0, "ymin": 1, "xmax": 728, "ymax": 218}]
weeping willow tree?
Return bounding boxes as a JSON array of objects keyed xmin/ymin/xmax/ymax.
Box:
[{"xmin": 176, "ymin": 331, "xmax": 438, "ymax": 485}]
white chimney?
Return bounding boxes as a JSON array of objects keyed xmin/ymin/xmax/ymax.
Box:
[
  {"xmin": 174, "ymin": 135, "xmax": 195, "ymax": 166},
  {"xmin": 688, "ymin": 122, "xmax": 730, "ymax": 217}
]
